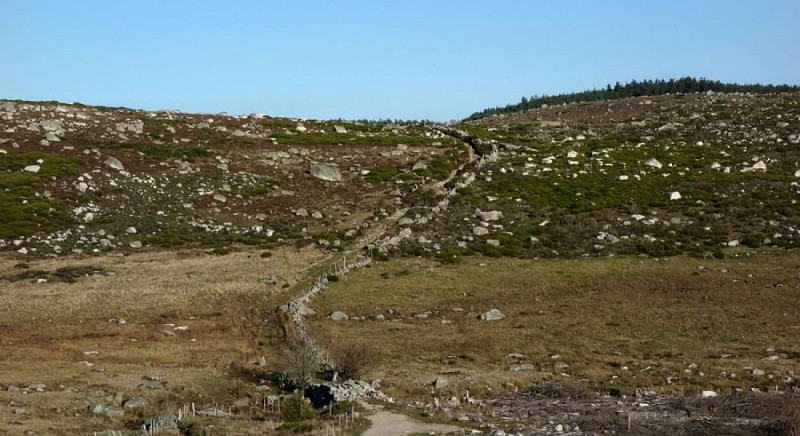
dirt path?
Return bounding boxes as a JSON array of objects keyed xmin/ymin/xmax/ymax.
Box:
[{"xmin": 363, "ymin": 409, "xmax": 462, "ymax": 436}]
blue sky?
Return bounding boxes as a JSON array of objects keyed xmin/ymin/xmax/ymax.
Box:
[{"xmin": 2, "ymin": 0, "xmax": 799, "ymax": 121}]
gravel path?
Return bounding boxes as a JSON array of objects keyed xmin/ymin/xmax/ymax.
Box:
[{"xmin": 363, "ymin": 410, "xmax": 462, "ymax": 436}]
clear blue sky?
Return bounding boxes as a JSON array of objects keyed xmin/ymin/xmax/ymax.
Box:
[{"xmin": 2, "ymin": 0, "xmax": 798, "ymax": 121}]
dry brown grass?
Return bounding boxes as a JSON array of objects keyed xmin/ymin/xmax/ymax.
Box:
[
  {"xmin": 0, "ymin": 246, "xmax": 325, "ymax": 434},
  {"xmin": 307, "ymin": 253, "xmax": 800, "ymax": 400}
]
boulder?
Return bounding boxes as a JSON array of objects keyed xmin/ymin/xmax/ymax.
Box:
[
  {"xmin": 328, "ymin": 311, "xmax": 348, "ymax": 321},
  {"xmin": 23, "ymin": 165, "xmax": 40, "ymax": 173},
  {"xmin": 104, "ymin": 157, "xmax": 124, "ymax": 171},
  {"xmin": 123, "ymin": 397, "xmax": 147, "ymax": 409},
  {"xmin": 472, "ymin": 226, "xmax": 489, "ymax": 236},
  {"xmin": 644, "ymin": 158, "xmax": 663, "ymax": 169},
  {"xmin": 669, "ymin": 191, "xmax": 682, "ymax": 201},
  {"xmin": 479, "ymin": 309, "xmax": 505, "ymax": 321},
  {"xmin": 507, "ymin": 364, "xmax": 535, "ymax": 372},
  {"xmin": 478, "ymin": 210, "xmax": 503, "ymax": 222},
  {"xmin": 332, "ymin": 125, "xmax": 347, "ymax": 134},
  {"xmin": 310, "ymin": 163, "xmax": 342, "ymax": 182}
]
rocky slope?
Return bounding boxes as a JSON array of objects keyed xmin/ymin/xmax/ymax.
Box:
[
  {"xmin": 0, "ymin": 100, "xmax": 464, "ymax": 257},
  {"xmin": 397, "ymin": 91, "xmax": 800, "ymax": 260}
]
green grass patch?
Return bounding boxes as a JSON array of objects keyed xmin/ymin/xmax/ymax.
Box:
[
  {"xmin": 365, "ymin": 166, "xmax": 400, "ymax": 183},
  {"xmin": 0, "ymin": 151, "xmax": 81, "ymax": 238}
]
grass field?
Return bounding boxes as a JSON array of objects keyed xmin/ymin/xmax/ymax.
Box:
[
  {"xmin": 0, "ymin": 247, "xmax": 326, "ymax": 434},
  {"xmin": 308, "ymin": 253, "xmax": 800, "ymax": 400}
]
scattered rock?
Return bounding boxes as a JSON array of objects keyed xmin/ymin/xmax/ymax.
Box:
[
  {"xmin": 328, "ymin": 311, "xmax": 349, "ymax": 321},
  {"xmin": 433, "ymin": 377, "xmax": 448, "ymax": 389},
  {"xmin": 104, "ymin": 157, "xmax": 124, "ymax": 171},
  {"xmin": 473, "ymin": 226, "xmax": 489, "ymax": 236},
  {"xmin": 508, "ymin": 364, "xmax": 535, "ymax": 372},
  {"xmin": 645, "ymin": 158, "xmax": 663, "ymax": 169},
  {"xmin": 412, "ymin": 161, "xmax": 428, "ymax": 171},
  {"xmin": 478, "ymin": 210, "xmax": 503, "ymax": 222},
  {"xmin": 310, "ymin": 163, "xmax": 342, "ymax": 182},
  {"xmin": 123, "ymin": 397, "xmax": 147, "ymax": 409},
  {"xmin": 479, "ymin": 309, "xmax": 505, "ymax": 321}
]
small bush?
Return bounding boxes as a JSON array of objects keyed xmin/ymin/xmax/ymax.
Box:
[
  {"xmin": 334, "ymin": 344, "xmax": 378, "ymax": 380},
  {"xmin": 282, "ymin": 394, "xmax": 317, "ymax": 423},
  {"xmin": 211, "ymin": 247, "xmax": 231, "ymax": 256},
  {"xmin": 260, "ymin": 251, "xmax": 273, "ymax": 258},
  {"xmin": 326, "ymin": 274, "xmax": 340, "ymax": 282}
]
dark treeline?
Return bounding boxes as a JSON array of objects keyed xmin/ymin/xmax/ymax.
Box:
[
  {"xmin": 330, "ymin": 118, "xmax": 438, "ymax": 126},
  {"xmin": 465, "ymin": 77, "xmax": 800, "ymax": 121}
]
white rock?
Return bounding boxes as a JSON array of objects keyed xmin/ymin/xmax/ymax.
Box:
[
  {"xmin": 478, "ymin": 210, "xmax": 503, "ymax": 221},
  {"xmin": 23, "ymin": 165, "xmax": 40, "ymax": 173},
  {"xmin": 701, "ymin": 390, "xmax": 718, "ymax": 398},
  {"xmin": 126, "ymin": 227, "xmax": 137, "ymax": 234},
  {"xmin": 328, "ymin": 311, "xmax": 348, "ymax": 321},
  {"xmin": 645, "ymin": 158, "xmax": 663, "ymax": 169},
  {"xmin": 472, "ymin": 226, "xmax": 489, "ymax": 236},
  {"xmin": 309, "ymin": 163, "xmax": 342, "ymax": 182},
  {"xmin": 104, "ymin": 157, "xmax": 124, "ymax": 171},
  {"xmin": 669, "ymin": 191, "xmax": 682, "ymax": 201},
  {"xmin": 617, "ymin": 175, "xmax": 629, "ymax": 181},
  {"xmin": 479, "ymin": 309, "xmax": 505, "ymax": 321}
]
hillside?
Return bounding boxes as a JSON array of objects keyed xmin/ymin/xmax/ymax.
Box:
[
  {"xmin": 466, "ymin": 77, "xmax": 800, "ymax": 121},
  {"xmin": 393, "ymin": 91, "xmax": 800, "ymax": 261},
  {"xmin": 1, "ymin": 91, "xmax": 799, "ymax": 434},
  {"xmin": 0, "ymin": 101, "xmax": 463, "ymax": 256}
]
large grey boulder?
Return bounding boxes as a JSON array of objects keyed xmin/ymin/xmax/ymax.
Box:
[
  {"xmin": 39, "ymin": 120, "xmax": 64, "ymax": 133},
  {"xmin": 310, "ymin": 163, "xmax": 342, "ymax": 182}
]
